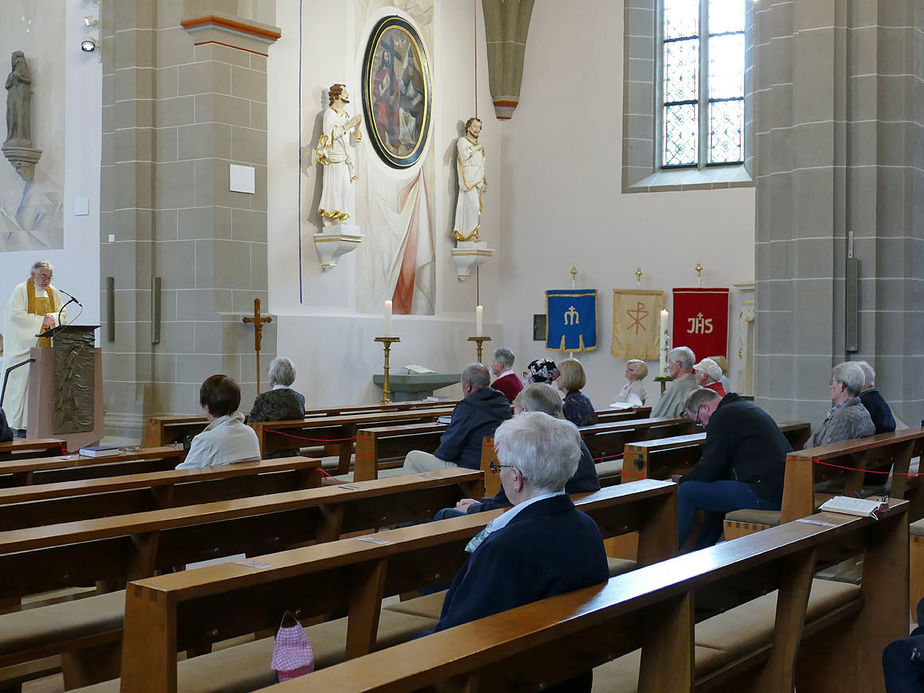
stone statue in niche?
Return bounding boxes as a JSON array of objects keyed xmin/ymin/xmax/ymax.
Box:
[
  {"xmin": 315, "ymin": 83, "xmax": 363, "ymax": 225},
  {"xmin": 2, "ymin": 50, "xmax": 42, "ymax": 181},
  {"xmin": 451, "ymin": 117, "xmax": 486, "ymax": 242}
]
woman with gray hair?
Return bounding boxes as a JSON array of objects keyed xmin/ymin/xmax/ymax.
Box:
[
  {"xmin": 248, "ymin": 357, "xmax": 306, "ymax": 458},
  {"xmin": 435, "ymin": 411, "xmax": 610, "ymax": 693},
  {"xmin": 808, "ymin": 361, "xmax": 875, "ymax": 448}
]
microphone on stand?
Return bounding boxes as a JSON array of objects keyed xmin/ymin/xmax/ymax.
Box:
[{"xmin": 59, "ymin": 289, "xmax": 82, "ymax": 307}]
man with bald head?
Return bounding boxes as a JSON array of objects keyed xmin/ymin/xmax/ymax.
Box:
[{"xmin": 401, "ymin": 363, "xmax": 511, "ymax": 474}]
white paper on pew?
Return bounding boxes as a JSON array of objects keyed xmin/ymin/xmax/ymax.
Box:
[
  {"xmin": 236, "ymin": 559, "xmax": 273, "ymax": 569},
  {"xmin": 358, "ymin": 536, "xmax": 392, "ymax": 545}
]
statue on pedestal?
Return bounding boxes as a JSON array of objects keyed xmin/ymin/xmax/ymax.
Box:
[
  {"xmin": 3, "ymin": 50, "xmax": 42, "ymax": 181},
  {"xmin": 451, "ymin": 117, "xmax": 486, "ymax": 242},
  {"xmin": 315, "ymin": 83, "xmax": 363, "ymax": 225}
]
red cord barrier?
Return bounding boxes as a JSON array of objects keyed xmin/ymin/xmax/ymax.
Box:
[
  {"xmin": 593, "ymin": 453, "xmax": 624, "ymax": 463},
  {"xmin": 264, "ymin": 429, "xmax": 356, "ymax": 443},
  {"xmin": 316, "ymin": 467, "xmax": 346, "ymax": 484},
  {"xmin": 813, "ymin": 459, "xmax": 923, "ymax": 476}
]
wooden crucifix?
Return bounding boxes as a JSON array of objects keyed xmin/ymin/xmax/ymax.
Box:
[{"xmin": 242, "ymin": 298, "xmax": 272, "ymax": 393}]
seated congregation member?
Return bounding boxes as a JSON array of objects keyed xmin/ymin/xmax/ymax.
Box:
[
  {"xmin": 489, "ymin": 347, "xmax": 524, "ymax": 403},
  {"xmin": 556, "ymin": 357, "xmax": 597, "ymax": 426},
  {"xmin": 808, "ymin": 361, "xmax": 875, "ymax": 448},
  {"xmin": 248, "ymin": 357, "xmax": 306, "ymax": 458},
  {"xmin": 435, "ymin": 383, "xmax": 600, "ymax": 519},
  {"xmin": 882, "ymin": 596, "xmax": 924, "ymax": 692},
  {"xmin": 523, "ymin": 357, "xmax": 558, "ymax": 384},
  {"xmin": 708, "ymin": 354, "xmax": 731, "ymax": 392},
  {"xmin": 693, "ymin": 357, "xmax": 727, "ymax": 397},
  {"xmin": 402, "ymin": 363, "xmax": 511, "ymax": 473},
  {"xmin": 651, "ymin": 346, "xmax": 698, "ymax": 418},
  {"xmin": 612, "ymin": 358, "xmax": 648, "ymax": 407},
  {"xmin": 676, "ymin": 388, "xmax": 791, "ymax": 549},
  {"xmin": 177, "ymin": 375, "xmax": 261, "ymax": 469},
  {"xmin": 856, "ymin": 360, "xmax": 896, "ymax": 434},
  {"xmin": 435, "ymin": 412, "xmax": 609, "ymax": 691}
]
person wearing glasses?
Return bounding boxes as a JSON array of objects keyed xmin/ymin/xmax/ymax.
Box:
[
  {"xmin": 434, "ymin": 411, "xmax": 608, "ymax": 689},
  {"xmin": 675, "ymin": 388, "xmax": 791, "ymax": 549},
  {"xmin": 808, "ymin": 361, "xmax": 875, "ymax": 448},
  {"xmin": 434, "ymin": 383, "xmax": 600, "ymax": 520}
]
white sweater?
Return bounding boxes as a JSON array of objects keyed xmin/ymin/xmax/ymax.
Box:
[{"xmin": 175, "ymin": 412, "xmax": 261, "ymax": 469}]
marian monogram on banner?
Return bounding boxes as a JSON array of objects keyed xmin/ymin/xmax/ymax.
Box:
[
  {"xmin": 546, "ymin": 289, "xmax": 598, "ymax": 352},
  {"xmin": 611, "ymin": 289, "xmax": 663, "ymax": 359}
]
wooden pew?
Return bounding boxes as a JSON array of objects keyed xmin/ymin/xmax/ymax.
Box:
[
  {"xmin": 0, "ymin": 446, "xmax": 184, "ymax": 488},
  {"xmin": 0, "ymin": 438, "xmax": 66, "ymax": 462},
  {"xmin": 0, "ymin": 468, "xmax": 483, "ymax": 689},
  {"xmin": 594, "ymin": 406, "xmax": 652, "ymax": 423},
  {"xmin": 272, "ymin": 501, "xmax": 909, "ymax": 693},
  {"xmin": 621, "ymin": 421, "xmax": 812, "ymax": 483},
  {"xmin": 112, "ymin": 479, "xmax": 677, "ymax": 693},
  {"xmin": 0, "ymin": 456, "xmax": 321, "ymax": 531},
  {"xmin": 143, "ymin": 400, "xmax": 458, "ymax": 447},
  {"xmin": 724, "ymin": 427, "xmax": 924, "ymax": 541},
  {"xmin": 250, "ymin": 408, "xmax": 456, "ymax": 473}
]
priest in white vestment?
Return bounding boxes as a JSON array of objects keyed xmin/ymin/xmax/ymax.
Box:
[
  {"xmin": 2, "ymin": 260, "xmax": 66, "ymax": 433},
  {"xmin": 315, "ymin": 83, "xmax": 362, "ymax": 224},
  {"xmin": 451, "ymin": 117, "xmax": 486, "ymax": 241}
]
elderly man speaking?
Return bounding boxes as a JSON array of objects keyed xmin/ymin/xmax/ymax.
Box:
[{"xmin": 435, "ymin": 411, "xmax": 609, "ymax": 690}]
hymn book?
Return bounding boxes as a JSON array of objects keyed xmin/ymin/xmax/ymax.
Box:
[{"xmin": 819, "ymin": 495, "xmax": 888, "ymax": 519}]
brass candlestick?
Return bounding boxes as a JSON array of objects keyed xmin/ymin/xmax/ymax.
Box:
[
  {"xmin": 467, "ymin": 336, "xmax": 492, "ymax": 364},
  {"xmin": 374, "ymin": 337, "xmax": 401, "ymax": 404}
]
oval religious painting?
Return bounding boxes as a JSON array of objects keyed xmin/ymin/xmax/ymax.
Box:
[{"xmin": 362, "ymin": 16, "xmax": 432, "ymax": 169}]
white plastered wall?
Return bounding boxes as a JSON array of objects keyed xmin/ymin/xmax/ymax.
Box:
[{"xmin": 495, "ymin": 0, "xmax": 756, "ymax": 410}]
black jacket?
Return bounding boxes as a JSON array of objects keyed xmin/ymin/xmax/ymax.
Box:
[
  {"xmin": 435, "ymin": 387, "xmax": 512, "ymax": 469},
  {"xmin": 468, "ymin": 440, "xmax": 601, "ymax": 513},
  {"xmin": 680, "ymin": 393, "xmax": 791, "ymax": 503},
  {"xmin": 0, "ymin": 409, "xmax": 11, "ymax": 443},
  {"xmin": 859, "ymin": 388, "xmax": 896, "ymax": 434}
]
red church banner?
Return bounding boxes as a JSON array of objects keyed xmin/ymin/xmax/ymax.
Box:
[{"xmin": 671, "ymin": 288, "xmax": 730, "ymax": 360}]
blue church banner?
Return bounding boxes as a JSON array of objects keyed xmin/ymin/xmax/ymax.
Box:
[{"xmin": 546, "ymin": 289, "xmax": 598, "ymax": 352}]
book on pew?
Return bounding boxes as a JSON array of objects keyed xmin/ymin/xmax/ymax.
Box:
[
  {"xmin": 819, "ymin": 495, "xmax": 888, "ymax": 519},
  {"xmin": 78, "ymin": 444, "xmax": 121, "ymax": 458},
  {"xmin": 437, "ymin": 415, "xmax": 452, "ymax": 424}
]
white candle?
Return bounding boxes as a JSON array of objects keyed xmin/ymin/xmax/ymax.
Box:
[
  {"xmin": 659, "ymin": 309, "xmax": 669, "ymax": 376},
  {"xmin": 475, "ymin": 304, "xmax": 484, "ymax": 336},
  {"xmin": 384, "ymin": 300, "xmax": 392, "ymax": 337}
]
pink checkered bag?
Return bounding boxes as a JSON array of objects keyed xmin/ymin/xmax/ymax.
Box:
[{"xmin": 271, "ymin": 612, "xmax": 315, "ymax": 682}]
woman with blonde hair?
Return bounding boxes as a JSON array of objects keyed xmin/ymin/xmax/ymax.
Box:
[
  {"xmin": 612, "ymin": 359, "xmax": 648, "ymax": 407},
  {"xmin": 556, "ymin": 358, "xmax": 597, "ymax": 426}
]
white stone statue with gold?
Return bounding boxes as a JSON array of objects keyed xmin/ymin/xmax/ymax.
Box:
[
  {"xmin": 313, "ymin": 83, "xmax": 362, "ymax": 271},
  {"xmin": 450, "ymin": 116, "xmax": 493, "ymax": 280}
]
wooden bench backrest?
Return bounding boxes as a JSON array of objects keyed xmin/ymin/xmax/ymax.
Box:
[
  {"xmin": 0, "ymin": 439, "xmax": 66, "ymax": 462},
  {"xmin": 0, "ymin": 456, "xmax": 321, "ymax": 530},
  {"xmin": 0, "ymin": 446, "xmax": 184, "ymax": 487},
  {"xmin": 0, "ymin": 468, "xmax": 484, "ymax": 601},
  {"xmin": 354, "ymin": 422, "xmax": 447, "ymax": 482},
  {"xmin": 118, "ymin": 479, "xmax": 678, "ymax": 692},
  {"xmin": 779, "ymin": 426, "xmax": 924, "ymax": 523},
  {"xmin": 270, "ymin": 501, "xmax": 909, "ymax": 693},
  {"xmin": 593, "ymin": 406, "xmax": 652, "ymax": 423},
  {"xmin": 622, "ymin": 422, "xmax": 812, "ymax": 483}
]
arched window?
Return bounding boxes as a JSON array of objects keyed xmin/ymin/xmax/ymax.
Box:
[
  {"xmin": 621, "ymin": 0, "xmax": 752, "ymax": 191},
  {"xmin": 661, "ymin": 0, "xmax": 745, "ymax": 168}
]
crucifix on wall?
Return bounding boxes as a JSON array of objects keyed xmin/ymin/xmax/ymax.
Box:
[{"xmin": 242, "ymin": 298, "xmax": 272, "ymax": 393}]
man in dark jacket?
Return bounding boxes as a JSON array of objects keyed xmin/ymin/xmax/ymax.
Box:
[
  {"xmin": 676, "ymin": 388, "xmax": 791, "ymax": 549},
  {"xmin": 435, "ymin": 412, "xmax": 609, "ymax": 692},
  {"xmin": 434, "ymin": 382, "xmax": 600, "ymax": 519},
  {"xmin": 401, "ymin": 363, "xmax": 511, "ymax": 473},
  {"xmin": 856, "ymin": 360, "xmax": 896, "ymax": 434}
]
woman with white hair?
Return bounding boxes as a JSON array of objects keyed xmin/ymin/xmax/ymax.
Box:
[
  {"xmin": 808, "ymin": 361, "xmax": 875, "ymax": 448},
  {"xmin": 434, "ymin": 411, "xmax": 609, "ymax": 689},
  {"xmin": 249, "ymin": 357, "xmax": 306, "ymax": 458}
]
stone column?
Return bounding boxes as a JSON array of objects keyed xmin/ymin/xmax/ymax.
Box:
[
  {"xmin": 754, "ymin": 0, "xmax": 924, "ymax": 424},
  {"xmin": 100, "ymin": 1, "xmax": 280, "ymax": 440}
]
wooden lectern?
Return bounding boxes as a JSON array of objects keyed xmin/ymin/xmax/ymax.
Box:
[{"xmin": 27, "ymin": 325, "xmax": 103, "ymax": 452}]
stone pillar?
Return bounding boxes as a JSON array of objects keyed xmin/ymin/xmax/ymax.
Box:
[
  {"xmin": 481, "ymin": 0, "xmax": 534, "ymax": 119},
  {"xmin": 100, "ymin": 1, "xmax": 280, "ymax": 440},
  {"xmin": 754, "ymin": 0, "xmax": 924, "ymax": 424}
]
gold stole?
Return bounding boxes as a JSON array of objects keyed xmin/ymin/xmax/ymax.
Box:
[{"xmin": 26, "ymin": 278, "xmax": 57, "ymax": 348}]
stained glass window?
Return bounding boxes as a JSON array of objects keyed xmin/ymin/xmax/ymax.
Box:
[{"xmin": 661, "ymin": 0, "xmax": 745, "ymax": 168}]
